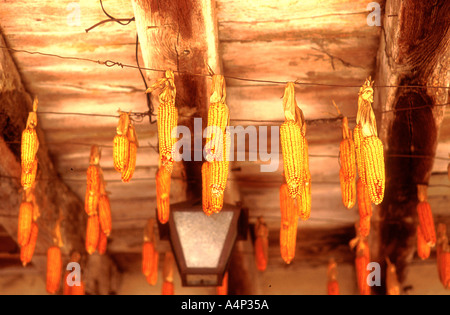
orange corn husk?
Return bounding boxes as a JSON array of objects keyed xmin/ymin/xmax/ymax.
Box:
[
  {"xmin": 156, "ymin": 167, "xmax": 171, "ymax": 224},
  {"xmin": 98, "ymin": 194, "xmax": 112, "ymax": 237},
  {"xmin": 417, "ymin": 225, "xmax": 431, "ymax": 260},
  {"xmin": 280, "ymin": 183, "xmax": 299, "ymax": 264},
  {"xmin": 85, "ymin": 165, "xmax": 100, "ymax": 215},
  {"xmin": 202, "ymin": 162, "xmax": 213, "ymax": 216},
  {"xmin": 85, "ymin": 214, "xmax": 100, "ymax": 255},
  {"xmin": 254, "ymin": 217, "xmax": 269, "ymax": 271},
  {"xmin": 162, "ymin": 280, "xmax": 174, "ymax": 295},
  {"xmin": 386, "ymin": 258, "xmax": 400, "ymax": 295},
  {"xmin": 355, "ymin": 240, "xmax": 371, "ymax": 295},
  {"xmin": 327, "ymin": 259, "xmax": 339, "ymax": 295},
  {"xmin": 98, "ymin": 229, "xmax": 108, "ymax": 255},
  {"xmin": 353, "ymin": 124, "xmax": 366, "ymax": 184},
  {"xmin": 146, "ymin": 251, "xmax": 159, "ymax": 286},
  {"xmin": 46, "ymin": 246, "xmax": 62, "ymax": 294},
  {"xmin": 18, "ymin": 201, "xmax": 33, "ymax": 247},
  {"xmin": 122, "ymin": 124, "xmax": 138, "ymax": 183},
  {"xmin": 20, "ymin": 222, "xmax": 38, "ymax": 266},
  {"xmin": 217, "ymin": 272, "xmax": 228, "ymax": 295},
  {"xmin": 361, "ymin": 136, "xmax": 385, "ymax": 205},
  {"xmin": 417, "ymin": 201, "xmax": 436, "ymax": 247},
  {"xmin": 142, "ymin": 241, "xmax": 155, "ymax": 277},
  {"xmin": 436, "ymin": 224, "xmax": 450, "ymax": 289},
  {"xmin": 21, "ymin": 158, "xmax": 38, "ymax": 189}
]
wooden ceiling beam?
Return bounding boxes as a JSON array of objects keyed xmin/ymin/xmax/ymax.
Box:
[{"xmin": 372, "ymin": 0, "xmax": 450, "ymax": 294}]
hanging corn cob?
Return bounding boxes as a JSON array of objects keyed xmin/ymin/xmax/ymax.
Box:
[
  {"xmin": 254, "ymin": 217, "xmax": 269, "ymax": 272},
  {"xmin": 63, "ymin": 252, "xmax": 84, "ymax": 295},
  {"xmin": 113, "ymin": 112, "xmax": 130, "ymax": 172},
  {"xmin": 216, "ymin": 272, "xmax": 228, "ymax": 295},
  {"xmin": 206, "ymin": 75, "xmax": 230, "ymax": 214},
  {"xmin": 353, "ymin": 124, "xmax": 365, "ymax": 184},
  {"xmin": 146, "ymin": 251, "xmax": 159, "ymax": 286},
  {"xmin": 416, "ymin": 185, "xmax": 436, "ymax": 247},
  {"xmin": 386, "ymin": 257, "xmax": 400, "ymax": 295},
  {"xmin": 437, "ymin": 224, "xmax": 450, "ymax": 289},
  {"xmin": 20, "ymin": 222, "xmax": 38, "ymax": 267},
  {"xmin": 21, "ymin": 97, "xmax": 39, "ymax": 190},
  {"xmin": 122, "ymin": 123, "xmax": 138, "ymax": 182},
  {"xmin": 46, "ymin": 245, "xmax": 62, "ymax": 294},
  {"xmin": 357, "ymin": 178, "xmax": 372, "ymax": 237},
  {"xmin": 85, "ymin": 146, "xmax": 101, "ymax": 216},
  {"xmin": 146, "ymin": 70, "xmax": 178, "ymax": 173},
  {"xmin": 162, "ymin": 251, "xmax": 175, "ymax": 295},
  {"xmin": 85, "ymin": 214, "xmax": 100, "ymax": 255},
  {"xmin": 280, "ymin": 82, "xmax": 310, "ymax": 212},
  {"xmin": 18, "ymin": 200, "xmax": 33, "ymax": 247},
  {"xmin": 417, "ymin": 226, "xmax": 430, "ymax": 260},
  {"xmin": 156, "ymin": 166, "xmax": 171, "ymax": 224},
  {"xmin": 98, "ymin": 173, "xmax": 112, "ymax": 237},
  {"xmin": 355, "ymin": 239, "xmax": 371, "ymax": 295},
  {"xmin": 98, "ymin": 229, "xmax": 108, "ymax": 255},
  {"xmin": 142, "ymin": 219, "xmax": 156, "ymax": 277},
  {"xmin": 279, "ymin": 183, "xmax": 299, "ymax": 264},
  {"xmin": 327, "ymin": 259, "xmax": 339, "ymax": 295},
  {"xmin": 339, "ymin": 117, "xmax": 357, "ymax": 209},
  {"xmin": 202, "ymin": 162, "xmax": 213, "ymax": 216}
]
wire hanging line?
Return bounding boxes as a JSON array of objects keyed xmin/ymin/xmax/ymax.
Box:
[{"xmin": 1, "ymin": 45, "xmax": 450, "ymax": 90}]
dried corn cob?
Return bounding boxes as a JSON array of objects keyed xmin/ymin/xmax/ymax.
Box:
[
  {"xmin": 298, "ymin": 137, "xmax": 311, "ymax": 220},
  {"xmin": 339, "ymin": 119, "xmax": 357, "ymax": 209},
  {"xmin": 162, "ymin": 251, "xmax": 174, "ymax": 294},
  {"xmin": 202, "ymin": 162, "xmax": 213, "ymax": 216},
  {"xmin": 85, "ymin": 165, "xmax": 100, "ymax": 216},
  {"xmin": 355, "ymin": 240, "xmax": 371, "ymax": 295},
  {"xmin": 216, "ymin": 272, "xmax": 228, "ymax": 295},
  {"xmin": 85, "ymin": 214, "xmax": 100, "ymax": 255},
  {"xmin": 386, "ymin": 258, "xmax": 400, "ymax": 295},
  {"xmin": 353, "ymin": 124, "xmax": 366, "ymax": 184},
  {"xmin": 18, "ymin": 201, "xmax": 33, "ymax": 247},
  {"xmin": 340, "ymin": 170, "xmax": 356, "ymax": 210},
  {"xmin": 280, "ymin": 183, "xmax": 299, "ymax": 264},
  {"xmin": 113, "ymin": 112, "xmax": 131, "ymax": 172},
  {"xmin": 417, "ymin": 225, "xmax": 431, "ymax": 260},
  {"xmin": 417, "ymin": 201, "xmax": 436, "ymax": 247},
  {"xmin": 146, "ymin": 251, "xmax": 159, "ymax": 286},
  {"xmin": 156, "ymin": 166, "xmax": 171, "ymax": 224},
  {"xmin": 327, "ymin": 259, "xmax": 339, "ymax": 295},
  {"xmin": 98, "ymin": 194, "xmax": 112, "ymax": 237},
  {"xmin": 21, "ymin": 128, "xmax": 39, "ymax": 172},
  {"xmin": 357, "ymin": 178, "xmax": 372, "ymax": 237},
  {"xmin": 436, "ymin": 224, "xmax": 450, "ymax": 288},
  {"xmin": 98, "ymin": 229, "xmax": 108, "ymax": 255},
  {"xmin": 46, "ymin": 246, "xmax": 62, "ymax": 294},
  {"xmin": 122, "ymin": 124, "xmax": 138, "ymax": 182},
  {"xmin": 280, "ymin": 120, "xmax": 304, "ymax": 198},
  {"xmin": 162, "ymin": 281, "xmax": 174, "ymax": 295},
  {"xmin": 142, "ymin": 241, "xmax": 155, "ymax": 277},
  {"xmin": 361, "ymin": 136, "xmax": 385, "ymax": 205},
  {"xmin": 20, "ymin": 222, "xmax": 38, "ymax": 267},
  {"xmin": 254, "ymin": 217, "xmax": 269, "ymax": 272},
  {"xmin": 21, "ymin": 159, "xmax": 38, "ymax": 189}
]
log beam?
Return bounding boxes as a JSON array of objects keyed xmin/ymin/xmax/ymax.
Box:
[{"xmin": 373, "ymin": 0, "xmax": 450, "ymax": 294}]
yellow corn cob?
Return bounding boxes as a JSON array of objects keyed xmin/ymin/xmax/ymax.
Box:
[
  {"xmin": 85, "ymin": 165, "xmax": 100, "ymax": 216},
  {"xmin": 18, "ymin": 201, "xmax": 33, "ymax": 247},
  {"xmin": 209, "ymin": 160, "xmax": 228, "ymax": 213},
  {"xmin": 158, "ymin": 101, "xmax": 178, "ymax": 168},
  {"xmin": 21, "ymin": 128, "xmax": 39, "ymax": 171},
  {"xmin": 202, "ymin": 162, "xmax": 213, "ymax": 216},
  {"xmin": 85, "ymin": 214, "xmax": 100, "ymax": 255},
  {"xmin": 340, "ymin": 170, "xmax": 356, "ymax": 210},
  {"xmin": 417, "ymin": 201, "xmax": 436, "ymax": 247},
  {"xmin": 20, "ymin": 222, "xmax": 38, "ymax": 267},
  {"xmin": 361, "ymin": 136, "xmax": 385, "ymax": 205},
  {"xmin": 386, "ymin": 258, "xmax": 400, "ymax": 295},
  {"xmin": 156, "ymin": 167, "xmax": 171, "ymax": 224},
  {"xmin": 206, "ymin": 102, "xmax": 229, "ymax": 162},
  {"xmin": 280, "ymin": 120, "xmax": 304, "ymax": 198},
  {"xmin": 121, "ymin": 125, "xmax": 138, "ymax": 183},
  {"xmin": 279, "ymin": 183, "xmax": 298, "ymax": 264},
  {"xmin": 21, "ymin": 158, "xmax": 38, "ymax": 189},
  {"xmin": 298, "ymin": 137, "xmax": 311, "ymax": 220},
  {"xmin": 46, "ymin": 246, "xmax": 62, "ymax": 294},
  {"xmin": 113, "ymin": 134, "xmax": 130, "ymax": 172},
  {"xmin": 417, "ymin": 225, "xmax": 431, "ymax": 260},
  {"xmin": 340, "ymin": 139, "xmax": 357, "ymax": 181},
  {"xmin": 98, "ymin": 194, "xmax": 112, "ymax": 237},
  {"xmin": 354, "ymin": 124, "xmax": 366, "ymax": 184}
]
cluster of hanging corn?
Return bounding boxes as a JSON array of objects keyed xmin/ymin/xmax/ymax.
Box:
[
  {"xmin": 436, "ymin": 223, "xmax": 450, "ymax": 289},
  {"xmin": 202, "ymin": 75, "xmax": 230, "ymax": 216},
  {"xmin": 146, "ymin": 71, "xmax": 178, "ymax": 224},
  {"xmin": 327, "ymin": 258, "xmax": 339, "ymax": 295},
  {"xmin": 254, "ymin": 217, "xmax": 269, "ymax": 271},
  {"xmin": 21, "ymin": 98, "xmax": 39, "ymax": 190},
  {"xmin": 18, "ymin": 187, "xmax": 40, "ymax": 267},
  {"xmin": 142, "ymin": 219, "xmax": 159, "ymax": 286},
  {"xmin": 278, "ymin": 82, "xmax": 310, "ymax": 264},
  {"xmin": 85, "ymin": 145, "xmax": 111, "ymax": 255},
  {"xmin": 354, "ymin": 77, "xmax": 385, "ymax": 205},
  {"xmin": 113, "ymin": 112, "xmax": 139, "ymax": 183}
]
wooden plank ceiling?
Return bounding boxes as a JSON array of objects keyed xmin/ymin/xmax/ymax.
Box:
[{"xmin": 0, "ymin": 0, "xmax": 449, "ymax": 292}]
